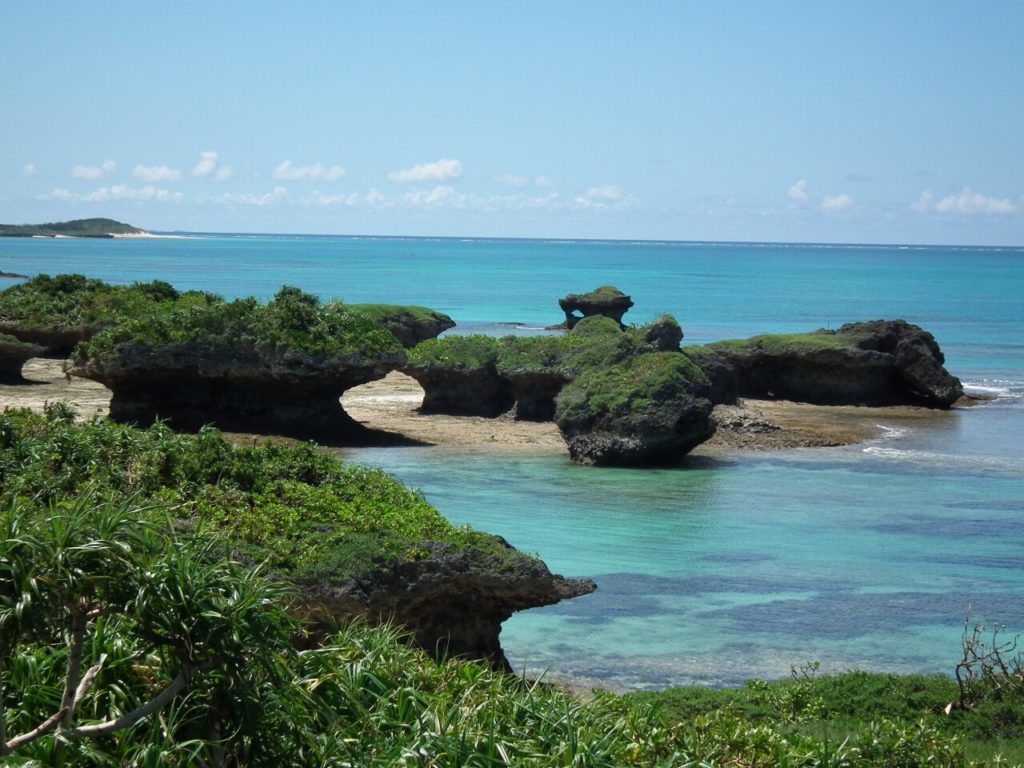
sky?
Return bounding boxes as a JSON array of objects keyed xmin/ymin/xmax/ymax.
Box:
[{"xmin": 2, "ymin": 1, "xmax": 1023, "ymax": 245}]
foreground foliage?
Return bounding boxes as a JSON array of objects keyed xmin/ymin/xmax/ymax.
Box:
[
  {"xmin": 5, "ymin": 497, "xmax": 1016, "ymax": 766},
  {"xmin": 0, "ymin": 405, "xmax": 490, "ymax": 584}
]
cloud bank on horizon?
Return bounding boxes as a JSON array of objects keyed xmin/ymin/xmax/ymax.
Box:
[{"xmin": 2, "ymin": 2, "xmax": 1022, "ymax": 245}]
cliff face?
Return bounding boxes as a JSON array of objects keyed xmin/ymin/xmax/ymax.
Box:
[
  {"xmin": 0, "ymin": 321, "xmax": 103, "ymax": 358},
  {"xmin": 701, "ymin": 320, "xmax": 963, "ymax": 408},
  {"xmin": 299, "ymin": 536, "xmax": 596, "ymax": 670}
]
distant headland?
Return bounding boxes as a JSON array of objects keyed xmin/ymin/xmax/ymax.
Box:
[{"xmin": 0, "ymin": 217, "xmax": 146, "ymax": 238}]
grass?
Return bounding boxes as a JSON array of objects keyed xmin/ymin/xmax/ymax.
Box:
[{"xmin": 709, "ymin": 330, "xmax": 854, "ymax": 354}]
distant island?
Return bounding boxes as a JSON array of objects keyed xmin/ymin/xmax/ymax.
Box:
[{"xmin": 0, "ymin": 217, "xmax": 145, "ymax": 238}]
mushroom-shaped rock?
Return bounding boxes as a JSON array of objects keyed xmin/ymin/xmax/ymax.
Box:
[
  {"xmin": 554, "ymin": 352, "xmax": 716, "ymax": 466},
  {"xmin": 558, "ymin": 285, "xmax": 634, "ymax": 330},
  {"xmin": 70, "ymin": 287, "xmax": 409, "ymax": 441}
]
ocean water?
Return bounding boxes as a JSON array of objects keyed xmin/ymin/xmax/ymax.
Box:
[{"xmin": 3, "ymin": 234, "xmax": 1023, "ymax": 689}]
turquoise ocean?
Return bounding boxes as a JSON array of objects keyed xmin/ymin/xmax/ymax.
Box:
[{"xmin": 3, "ymin": 234, "xmax": 1022, "ymax": 689}]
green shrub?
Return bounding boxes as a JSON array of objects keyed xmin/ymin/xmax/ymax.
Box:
[
  {"xmin": 406, "ymin": 334, "xmax": 501, "ymax": 370},
  {"xmin": 77, "ymin": 285, "xmax": 403, "ymax": 365}
]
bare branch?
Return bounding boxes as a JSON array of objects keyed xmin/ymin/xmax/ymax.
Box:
[
  {"xmin": 60, "ymin": 608, "xmax": 89, "ymax": 729},
  {"xmin": 1, "ymin": 708, "xmax": 68, "ymax": 755},
  {"xmin": 71, "ymin": 655, "xmax": 108, "ymax": 716},
  {"xmin": 72, "ymin": 671, "xmax": 188, "ymax": 737}
]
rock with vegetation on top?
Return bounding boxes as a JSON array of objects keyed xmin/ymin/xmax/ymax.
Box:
[
  {"xmin": 696, "ymin": 319, "xmax": 963, "ymax": 407},
  {"xmin": 0, "ymin": 274, "xmax": 199, "ymax": 357},
  {"xmin": 558, "ymin": 285, "xmax": 634, "ymax": 329},
  {"xmin": 402, "ymin": 335, "xmax": 515, "ymax": 417},
  {"xmin": 71, "ymin": 286, "xmax": 408, "ymax": 440},
  {"xmin": 0, "ymin": 408, "xmax": 595, "ymax": 671},
  {"xmin": 0, "ymin": 333, "xmax": 44, "ymax": 381},
  {"xmin": 351, "ymin": 303, "xmax": 455, "ymax": 348},
  {"xmin": 554, "ymin": 351, "xmax": 716, "ymax": 465}
]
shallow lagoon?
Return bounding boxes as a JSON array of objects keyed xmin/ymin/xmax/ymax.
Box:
[{"xmin": 3, "ymin": 234, "xmax": 1022, "ymax": 688}]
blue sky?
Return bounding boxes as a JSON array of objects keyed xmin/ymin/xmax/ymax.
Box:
[{"xmin": 2, "ymin": 1, "xmax": 1022, "ymax": 244}]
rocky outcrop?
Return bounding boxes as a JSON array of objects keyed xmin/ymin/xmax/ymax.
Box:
[
  {"xmin": 301, "ymin": 535, "xmax": 596, "ymax": 670},
  {"xmin": 0, "ymin": 334, "xmax": 44, "ymax": 381},
  {"xmin": 72, "ymin": 342, "xmax": 405, "ymax": 441},
  {"xmin": 554, "ymin": 352, "xmax": 716, "ymax": 465},
  {"xmin": 681, "ymin": 346, "xmax": 740, "ymax": 405},
  {"xmin": 403, "ymin": 336, "xmax": 515, "ymax": 417},
  {"xmin": 353, "ymin": 304, "xmax": 456, "ymax": 348},
  {"xmin": 0, "ymin": 321, "xmax": 104, "ymax": 358},
  {"xmin": 558, "ymin": 286, "xmax": 634, "ymax": 330},
  {"xmin": 703, "ymin": 320, "xmax": 963, "ymax": 408}
]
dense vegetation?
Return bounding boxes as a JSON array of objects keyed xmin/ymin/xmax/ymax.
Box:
[
  {"xmin": 0, "ymin": 218, "xmax": 142, "ymax": 238},
  {"xmin": 0, "ymin": 405, "xmax": 490, "ymax": 583},
  {"xmin": 4, "ymin": 487, "xmax": 1021, "ymax": 765},
  {"xmin": 0, "ymin": 274, "xmax": 206, "ymax": 331},
  {"xmin": 707, "ymin": 330, "xmax": 855, "ymax": 354},
  {"xmin": 75, "ymin": 286, "xmax": 405, "ymax": 365}
]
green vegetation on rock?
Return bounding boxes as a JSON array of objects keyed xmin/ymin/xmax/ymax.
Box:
[
  {"xmin": 406, "ymin": 333, "xmax": 501, "ymax": 370},
  {"xmin": 0, "ymin": 405, "xmax": 487, "ymax": 583},
  {"xmin": 76, "ymin": 285, "xmax": 403, "ymax": 365},
  {"xmin": 709, "ymin": 330, "xmax": 853, "ymax": 354},
  {"xmin": 556, "ymin": 351, "xmax": 707, "ymax": 425},
  {"xmin": 0, "ymin": 217, "xmax": 143, "ymax": 238},
  {"xmin": 0, "ymin": 274, "xmax": 205, "ymax": 330}
]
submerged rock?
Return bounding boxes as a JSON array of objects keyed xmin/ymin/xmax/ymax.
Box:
[
  {"xmin": 700, "ymin": 319, "xmax": 963, "ymax": 408},
  {"xmin": 302, "ymin": 535, "xmax": 596, "ymax": 671}
]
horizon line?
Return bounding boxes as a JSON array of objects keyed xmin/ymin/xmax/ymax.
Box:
[{"xmin": 150, "ymin": 229, "xmax": 1024, "ymax": 251}]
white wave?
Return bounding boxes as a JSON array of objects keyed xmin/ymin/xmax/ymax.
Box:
[
  {"xmin": 872, "ymin": 424, "xmax": 908, "ymax": 442},
  {"xmin": 862, "ymin": 445, "xmax": 1024, "ymax": 474}
]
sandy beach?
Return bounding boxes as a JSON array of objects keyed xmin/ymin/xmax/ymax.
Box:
[{"xmin": 1, "ymin": 359, "xmax": 958, "ymax": 455}]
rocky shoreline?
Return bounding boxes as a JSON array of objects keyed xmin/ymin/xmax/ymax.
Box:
[{"xmin": 4, "ymin": 359, "xmax": 967, "ymax": 456}]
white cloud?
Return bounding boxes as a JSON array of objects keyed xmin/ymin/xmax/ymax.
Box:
[
  {"xmin": 582, "ymin": 185, "xmax": 624, "ymax": 201},
  {"xmin": 821, "ymin": 193, "xmax": 854, "ymax": 212},
  {"xmin": 533, "ymin": 175, "xmax": 556, "ymax": 188},
  {"xmin": 388, "ymin": 158, "xmax": 463, "ymax": 183},
  {"xmin": 914, "ymin": 186, "xmax": 1017, "ymax": 215},
  {"xmin": 215, "ymin": 166, "xmax": 234, "ymax": 182},
  {"xmin": 47, "ymin": 184, "xmax": 183, "ymax": 202},
  {"xmin": 911, "ymin": 191, "xmax": 934, "ymax": 213},
  {"xmin": 272, "ymin": 160, "xmax": 346, "ymax": 182},
  {"xmin": 133, "ymin": 164, "xmax": 183, "ymax": 182},
  {"xmin": 22, "ymin": 163, "xmax": 37, "ymax": 177},
  {"xmin": 192, "ymin": 151, "xmax": 219, "ymax": 177},
  {"xmin": 405, "ymin": 185, "xmax": 456, "ymax": 206},
  {"xmin": 365, "ymin": 188, "xmax": 386, "ymax": 206},
  {"xmin": 305, "ymin": 190, "xmax": 362, "ymax": 206},
  {"xmin": 215, "ymin": 186, "xmax": 289, "ymax": 206},
  {"xmin": 494, "ymin": 173, "xmax": 529, "ymax": 188},
  {"xmin": 72, "ymin": 160, "xmax": 116, "ymax": 180},
  {"xmin": 788, "ymin": 179, "xmax": 809, "ymax": 203}
]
